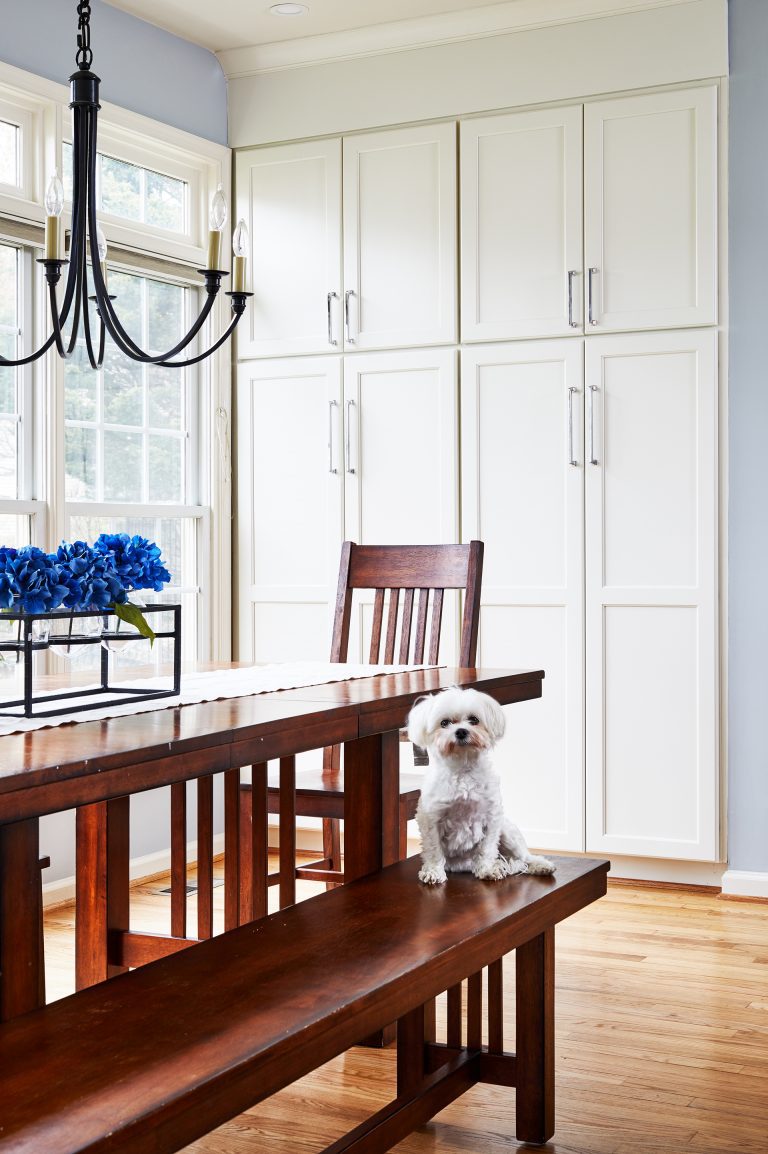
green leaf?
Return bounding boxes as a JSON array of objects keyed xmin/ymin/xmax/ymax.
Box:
[{"xmin": 112, "ymin": 601, "xmax": 156, "ymax": 646}]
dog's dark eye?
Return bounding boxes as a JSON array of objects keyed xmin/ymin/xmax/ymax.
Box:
[
  {"xmin": 467, "ymin": 715, "xmax": 479, "ymax": 726},
  {"xmin": 440, "ymin": 719, "xmax": 451, "ymax": 728}
]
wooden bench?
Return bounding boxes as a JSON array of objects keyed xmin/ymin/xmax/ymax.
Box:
[{"xmin": 0, "ymin": 855, "xmax": 608, "ymax": 1154}]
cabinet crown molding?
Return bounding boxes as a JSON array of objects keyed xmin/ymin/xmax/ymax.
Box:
[{"xmin": 218, "ymin": 0, "xmax": 722, "ymax": 79}]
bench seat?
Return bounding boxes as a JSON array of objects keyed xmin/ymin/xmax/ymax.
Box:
[{"xmin": 0, "ymin": 854, "xmax": 608, "ymax": 1154}]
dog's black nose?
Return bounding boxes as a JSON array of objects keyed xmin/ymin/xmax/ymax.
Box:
[{"xmin": 455, "ymin": 728, "xmax": 469, "ymax": 741}]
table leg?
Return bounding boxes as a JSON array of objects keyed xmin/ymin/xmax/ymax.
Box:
[
  {"xmin": 515, "ymin": 928, "xmax": 555, "ymax": 1144},
  {"xmin": 0, "ymin": 818, "xmax": 44, "ymax": 1021},
  {"xmin": 75, "ymin": 797, "xmax": 130, "ymax": 989},
  {"xmin": 343, "ymin": 729, "xmax": 400, "ymax": 881}
]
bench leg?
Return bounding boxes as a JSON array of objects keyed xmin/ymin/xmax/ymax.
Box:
[{"xmin": 515, "ymin": 928, "xmax": 555, "ymax": 1144}]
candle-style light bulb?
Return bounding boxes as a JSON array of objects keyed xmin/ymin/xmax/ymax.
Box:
[
  {"xmin": 207, "ymin": 183, "xmax": 227, "ymax": 270},
  {"xmin": 232, "ymin": 218, "xmax": 248, "ymax": 293},
  {"xmin": 44, "ymin": 170, "xmax": 65, "ymax": 259}
]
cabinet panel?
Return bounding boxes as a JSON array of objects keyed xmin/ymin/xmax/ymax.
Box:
[
  {"xmin": 344, "ymin": 348, "xmax": 458, "ymax": 546},
  {"xmin": 343, "ymin": 124, "xmax": 457, "ymax": 349},
  {"xmin": 585, "ymin": 330, "xmax": 718, "ymax": 860},
  {"xmin": 236, "ymin": 357, "xmax": 343, "ymax": 662},
  {"xmin": 584, "ymin": 87, "xmax": 717, "ymax": 331},
  {"xmin": 461, "ymin": 107, "xmax": 583, "ymax": 341},
  {"xmin": 235, "ymin": 140, "xmax": 342, "ymax": 358},
  {"xmin": 461, "ymin": 341, "xmax": 584, "ymax": 851}
]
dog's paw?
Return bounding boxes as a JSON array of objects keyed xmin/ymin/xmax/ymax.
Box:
[
  {"xmin": 419, "ymin": 865, "xmax": 447, "ymax": 885},
  {"xmin": 472, "ymin": 857, "xmax": 510, "ymax": 881},
  {"xmin": 504, "ymin": 857, "xmax": 529, "ymax": 876},
  {"xmin": 525, "ymin": 854, "xmax": 557, "ymax": 875}
]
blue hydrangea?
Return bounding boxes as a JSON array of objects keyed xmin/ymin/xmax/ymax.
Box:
[
  {"xmin": 0, "ymin": 537, "xmax": 171, "ymax": 613},
  {"xmin": 0, "ymin": 546, "xmax": 70, "ymax": 614},
  {"xmin": 93, "ymin": 534, "xmax": 171, "ymax": 593}
]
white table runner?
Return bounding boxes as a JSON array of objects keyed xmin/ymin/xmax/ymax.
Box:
[{"xmin": 0, "ymin": 662, "xmax": 434, "ymax": 737}]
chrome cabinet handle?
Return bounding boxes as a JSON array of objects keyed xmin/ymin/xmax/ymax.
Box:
[
  {"xmin": 327, "ymin": 291, "xmax": 339, "ymax": 346},
  {"xmin": 567, "ymin": 271, "xmax": 580, "ymax": 328},
  {"xmin": 588, "ymin": 385, "xmax": 599, "ymax": 465},
  {"xmin": 345, "ymin": 398, "xmax": 356, "ymax": 474},
  {"xmin": 328, "ymin": 399, "xmax": 338, "ymax": 474},
  {"xmin": 344, "ymin": 289, "xmax": 356, "ymax": 344},
  {"xmin": 568, "ymin": 387, "xmax": 578, "ymax": 466},
  {"xmin": 587, "ymin": 268, "xmax": 599, "ymax": 327}
]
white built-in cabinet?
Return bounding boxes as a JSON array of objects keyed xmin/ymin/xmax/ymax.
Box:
[
  {"xmin": 236, "ymin": 349, "xmax": 458, "ymax": 665},
  {"xmin": 235, "ymin": 81, "xmax": 721, "ymax": 864},
  {"xmin": 461, "ymin": 329, "xmax": 717, "ymax": 861},
  {"xmin": 460, "ymin": 86, "xmax": 717, "ymax": 341},
  {"xmin": 234, "ymin": 122, "xmax": 456, "ymax": 359}
]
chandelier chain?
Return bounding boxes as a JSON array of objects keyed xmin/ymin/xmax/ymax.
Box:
[{"xmin": 76, "ymin": 1, "xmax": 93, "ymax": 70}]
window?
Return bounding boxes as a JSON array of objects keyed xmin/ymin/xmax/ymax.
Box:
[
  {"xmin": 62, "ymin": 144, "xmax": 187, "ymax": 234},
  {"xmin": 0, "ymin": 58, "xmax": 231, "ymax": 663},
  {"xmin": 0, "ymin": 119, "xmax": 18, "ymax": 187},
  {"xmin": 0, "ymin": 243, "xmax": 20, "ymax": 499},
  {"xmin": 64, "ymin": 269, "xmax": 205, "ymax": 661}
]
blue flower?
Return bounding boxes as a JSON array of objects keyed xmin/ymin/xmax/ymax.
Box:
[
  {"xmin": 0, "ymin": 536, "xmax": 170, "ymax": 615},
  {"xmin": 93, "ymin": 533, "xmax": 171, "ymax": 593},
  {"xmin": 0, "ymin": 546, "xmax": 69, "ymax": 614}
]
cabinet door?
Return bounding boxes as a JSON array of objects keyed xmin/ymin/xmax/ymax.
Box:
[
  {"xmin": 584, "ymin": 330, "xmax": 718, "ymax": 860},
  {"xmin": 461, "ymin": 107, "xmax": 584, "ymax": 341},
  {"xmin": 342, "ymin": 124, "xmax": 457, "ymax": 350},
  {"xmin": 236, "ymin": 357, "xmax": 343, "ymax": 662},
  {"xmin": 235, "ymin": 140, "xmax": 342, "ymax": 358},
  {"xmin": 343, "ymin": 348, "xmax": 459, "ymax": 662},
  {"xmin": 584, "ymin": 87, "xmax": 717, "ymax": 331},
  {"xmin": 461, "ymin": 341, "xmax": 585, "ymax": 851}
]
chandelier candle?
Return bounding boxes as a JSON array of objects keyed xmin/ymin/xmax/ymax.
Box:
[
  {"xmin": 232, "ymin": 219, "xmax": 249, "ymax": 292},
  {"xmin": 0, "ymin": 1, "xmax": 250, "ymax": 371}
]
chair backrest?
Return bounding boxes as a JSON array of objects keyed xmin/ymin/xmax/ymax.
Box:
[{"xmin": 329, "ymin": 541, "xmax": 484, "ymax": 668}]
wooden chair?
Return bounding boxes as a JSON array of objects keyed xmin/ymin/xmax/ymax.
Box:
[{"xmin": 239, "ymin": 540, "xmax": 484, "ymax": 904}]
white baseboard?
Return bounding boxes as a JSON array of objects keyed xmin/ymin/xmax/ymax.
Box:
[
  {"xmin": 720, "ymin": 869, "xmax": 768, "ymax": 899},
  {"xmin": 42, "ymin": 834, "xmax": 227, "ymax": 910}
]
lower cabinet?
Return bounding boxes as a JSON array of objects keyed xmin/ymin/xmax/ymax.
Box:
[
  {"xmin": 236, "ymin": 348, "xmax": 458, "ymax": 666},
  {"xmin": 461, "ymin": 329, "xmax": 719, "ymax": 861}
]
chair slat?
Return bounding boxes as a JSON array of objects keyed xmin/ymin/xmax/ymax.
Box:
[
  {"xmin": 413, "ymin": 589, "xmax": 429, "ymax": 664},
  {"xmin": 384, "ymin": 588, "xmax": 400, "ymax": 664},
  {"xmin": 369, "ymin": 589, "xmax": 385, "ymax": 663},
  {"xmin": 428, "ymin": 588, "xmax": 444, "ymax": 664},
  {"xmin": 399, "ymin": 588, "xmax": 415, "ymax": 663}
]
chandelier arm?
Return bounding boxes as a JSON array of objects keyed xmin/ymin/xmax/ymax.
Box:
[
  {"xmin": 81, "ymin": 275, "xmax": 106, "ymax": 371},
  {"xmin": 154, "ymin": 310, "xmax": 245, "ymax": 368},
  {"xmin": 84, "ymin": 112, "xmax": 220, "ymax": 365}
]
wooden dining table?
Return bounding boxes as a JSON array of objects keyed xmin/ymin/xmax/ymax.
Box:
[{"xmin": 0, "ymin": 664, "xmax": 544, "ymax": 1024}]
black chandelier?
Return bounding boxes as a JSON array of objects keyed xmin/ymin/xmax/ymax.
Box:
[{"xmin": 0, "ymin": 0, "xmax": 250, "ymax": 371}]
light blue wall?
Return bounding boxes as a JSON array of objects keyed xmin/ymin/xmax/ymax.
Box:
[
  {"xmin": 727, "ymin": 0, "xmax": 768, "ymax": 874},
  {"xmin": 0, "ymin": 0, "xmax": 227, "ymax": 145}
]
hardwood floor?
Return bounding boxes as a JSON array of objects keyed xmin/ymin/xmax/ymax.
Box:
[{"xmin": 43, "ymin": 863, "xmax": 768, "ymax": 1154}]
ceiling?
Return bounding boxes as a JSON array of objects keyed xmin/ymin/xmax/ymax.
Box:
[{"xmin": 102, "ymin": 0, "xmax": 516, "ymax": 54}]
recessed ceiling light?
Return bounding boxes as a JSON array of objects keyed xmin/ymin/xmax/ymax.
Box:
[{"xmin": 269, "ymin": 3, "xmax": 309, "ymax": 14}]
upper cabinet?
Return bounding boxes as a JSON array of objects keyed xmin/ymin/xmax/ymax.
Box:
[
  {"xmin": 460, "ymin": 107, "xmax": 584, "ymax": 341},
  {"xmin": 460, "ymin": 85, "xmax": 717, "ymax": 342},
  {"xmin": 235, "ymin": 122, "xmax": 457, "ymax": 359}
]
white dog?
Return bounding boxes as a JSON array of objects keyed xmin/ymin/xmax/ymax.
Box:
[{"xmin": 407, "ymin": 686, "xmax": 556, "ymax": 885}]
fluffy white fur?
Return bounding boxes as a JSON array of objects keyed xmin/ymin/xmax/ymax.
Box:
[{"xmin": 408, "ymin": 687, "xmax": 556, "ymax": 885}]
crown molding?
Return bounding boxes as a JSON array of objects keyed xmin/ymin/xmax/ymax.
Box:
[{"xmin": 217, "ymin": 0, "xmax": 704, "ymax": 78}]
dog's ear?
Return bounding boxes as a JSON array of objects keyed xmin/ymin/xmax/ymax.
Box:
[
  {"xmin": 407, "ymin": 695, "xmax": 433, "ymax": 748},
  {"xmin": 482, "ymin": 695, "xmax": 506, "ymax": 743}
]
